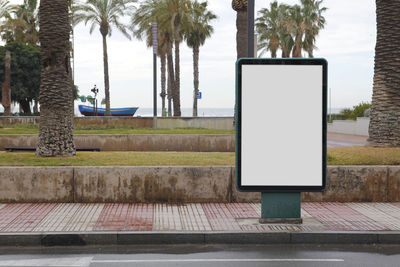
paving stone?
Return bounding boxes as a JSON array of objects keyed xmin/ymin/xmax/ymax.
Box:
[
  {"xmin": 95, "ymin": 204, "xmax": 153, "ymax": 231},
  {"xmin": 62, "ymin": 204, "xmax": 105, "ymax": 232},
  {"xmin": 250, "ymin": 203, "xmax": 261, "ymax": 216},
  {"xmin": 202, "ymin": 203, "xmax": 241, "ymax": 231},
  {"xmin": 302, "ymin": 202, "xmax": 388, "ymax": 231},
  {"xmin": 0, "ymin": 204, "xmax": 32, "ymax": 231},
  {"xmin": 124, "ymin": 204, "xmax": 153, "ymax": 231},
  {"xmin": 34, "ymin": 203, "xmax": 83, "ymax": 232},
  {"xmin": 177, "ymin": 204, "xmax": 212, "ymax": 231},
  {"xmin": 3, "ymin": 203, "xmax": 56, "ymax": 232},
  {"xmin": 153, "ymin": 204, "xmax": 182, "ymax": 231},
  {"xmin": 347, "ymin": 203, "xmax": 400, "ymax": 230}
]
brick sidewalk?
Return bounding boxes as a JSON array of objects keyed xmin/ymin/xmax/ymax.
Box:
[{"xmin": 0, "ymin": 203, "xmax": 399, "ymax": 233}]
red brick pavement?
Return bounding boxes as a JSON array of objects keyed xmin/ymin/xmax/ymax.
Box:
[{"xmin": 0, "ymin": 202, "xmax": 399, "ymax": 233}]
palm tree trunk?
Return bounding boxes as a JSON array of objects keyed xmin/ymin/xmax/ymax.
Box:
[
  {"xmin": 102, "ymin": 33, "xmax": 111, "ymax": 116},
  {"xmin": 236, "ymin": 10, "xmax": 248, "ymax": 59},
  {"xmin": 192, "ymin": 45, "xmax": 199, "ymax": 117},
  {"xmin": 292, "ymin": 36, "xmax": 302, "ymax": 57},
  {"xmin": 368, "ymin": 0, "xmax": 400, "ymax": 147},
  {"xmin": 160, "ymin": 53, "xmax": 166, "ymax": 117},
  {"xmin": 173, "ymin": 25, "xmax": 181, "ymax": 117},
  {"xmin": 2, "ymin": 50, "xmax": 11, "ymax": 116},
  {"xmin": 36, "ymin": 0, "xmax": 75, "ymax": 157},
  {"xmin": 166, "ymin": 39, "xmax": 174, "ymax": 117}
]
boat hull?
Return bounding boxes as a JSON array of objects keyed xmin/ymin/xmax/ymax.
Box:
[{"xmin": 78, "ymin": 105, "xmax": 139, "ymax": 117}]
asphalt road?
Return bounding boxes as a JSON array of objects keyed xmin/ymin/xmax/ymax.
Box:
[{"xmin": 0, "ymin": 244, "xmax": 399, "ymax": 267}]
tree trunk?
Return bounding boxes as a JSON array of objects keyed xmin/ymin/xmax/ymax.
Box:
[
  {"xmin": 2, "ymin": 51, "xmax": 11, "ymax": 116},
  {"xmin": 19, "ymin": 99, "xmax": 31, "ymax": 114},
  {"xmin": 166, "ymin": 39, "xmax": 174, "ymax": 117},
  {"xmin": 292, "ymin": 36, "xmax": 302, "ymax": 58},
  {"xmin": 307, "ymin": 48, "xmax": 314, "ymax": 58},
  {"xmin": 236, "ymin": 10, "xmax": 248, "ymax": 59},
  {"xmin": 173, "ymin": 22, "xmax": 181, "ymax": 117},
  {"xmin": 192, "ymin": 45, "xmax": 199, "ymax": 117},
  {"xmin": 160, "ymin": 53, "xmax": 166, "ymax": 117},
  {"xmin": 368, "ymin": 0, "xmax": 400, "ymax": 147},
  {"xmin": 102, "ymin": 33, "xmax": 111, "ymax": 116},
  {"xmin": 36, "ymin": 0, "xmax": 75, "ymax": 157}
]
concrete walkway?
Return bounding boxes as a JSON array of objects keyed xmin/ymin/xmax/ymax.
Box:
[
  {"xmin": 327, "ymin": 133, "xmax": 368, "ymax": 147},
  {"xmin": 1, "ymin": 202, "xmax": 400, "ymax": 233}
]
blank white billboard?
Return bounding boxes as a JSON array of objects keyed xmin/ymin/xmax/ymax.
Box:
[{"xmin": 236, "ymin": 59, "xmax": 327, "ymax": 191}]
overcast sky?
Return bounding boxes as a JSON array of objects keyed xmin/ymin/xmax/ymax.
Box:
[{"xmin": 8, "ymin": 0, "xmax": 376, "ymax": 110}]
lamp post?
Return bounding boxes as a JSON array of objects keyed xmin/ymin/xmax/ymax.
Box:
[
  {"xmin": 152, "ymin": 23, "xmax": 158, "ymax": 130},
  {"xmin": 91, "ymin": 85, "xmax": 99, "ymax": 116}
]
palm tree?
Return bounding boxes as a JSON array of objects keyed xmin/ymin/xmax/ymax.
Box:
[
  {"xmin": 36, "ymin": 0, "xmax": 75, "ymax": 156},
  {"xmin": 256, "ymin": 1, "xmax": 281, "ymax": 58},
  {"xmin": 368, "ymin": 0, "xmax": 400, "ymax": 147},
  {"xmin": 185, "ymin": 0, "xmax": 216, "ymax": 117},
  {"xmin": 0, "ymin": 0, "xmax": 39, "ymax": 45},
  {"xmin": 158, "ymin": 0, "xmax": 193, "ymax": 117},
  {"xmin": 232, "ymin": 0, "xmax": 247, "ymax": 59},
  {"xmin": 0, "ymin": 0, "xmax": 11, "ymax": 18},
  {"xmin": 131, "ymin": 0, "xmax": 170, "ymax": 116},
  {"xmin": 73, "ymin": 0, "xmax": 135, "ymax": 116},
  {"xmin": 301, "ymin": 0, "xmax": 326, "ymax": 58},
  {"xmin": 286, "ymin": 4, "xmax": 305, "ymax": 58}
]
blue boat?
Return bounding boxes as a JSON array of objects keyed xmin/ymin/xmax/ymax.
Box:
[{"xmin": 78, "ymin": 105, "xmax": 139, "ymax": 117}]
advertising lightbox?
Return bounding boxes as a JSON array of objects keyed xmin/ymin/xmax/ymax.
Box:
[{"xmin": 236, "ymin": 58, "xmax": 327, "ymax": 192}]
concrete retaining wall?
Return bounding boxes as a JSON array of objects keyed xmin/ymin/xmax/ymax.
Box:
[
  {"xmin": 0, "ymin": 116, "xmax": 234, "ymax": 130},
  {"xmin": 328, "ymin": 117, "xmax": 369, "ymax": 136},
  {"xmin": 0, "ymin": 134, "xmax": 235, "ymax": 152},
  {"xmin": 0, "ymin": 166, "xmax": 399, "ymax": 203}
]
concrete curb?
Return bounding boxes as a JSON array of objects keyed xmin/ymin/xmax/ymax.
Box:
[{"xmin": 1, "ymin": 231, "xmax": 400, "ymax": 246}]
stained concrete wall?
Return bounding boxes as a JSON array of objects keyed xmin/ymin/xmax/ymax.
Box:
[
  {"xmin": 0, "ymin": 117, "xmax": 234, "ymax": 130},
  {"xmin": 0, "ymin": 167, "xmax": 73, "ymax": 202},
  {"xmin": 0, "ymin": 134, "xmax": 235, "ymax": 152},
  {"xmin": 0, "ymin": 166, "xmax": 399, "ymax": 203}
]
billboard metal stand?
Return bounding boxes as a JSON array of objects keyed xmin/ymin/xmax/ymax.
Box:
[{"xmin": 260, "ymin": 192, "xmax": 302, "ymax": 224}]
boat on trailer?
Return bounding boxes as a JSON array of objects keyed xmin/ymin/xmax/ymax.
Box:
[{"xmin": 78, "ymin": 105, "xmax": 139, "ymax": 117}]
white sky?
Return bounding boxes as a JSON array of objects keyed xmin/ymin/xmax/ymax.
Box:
[{"xmin": 8, "ymin": 0, "xmax": 376, "ymax": 109}]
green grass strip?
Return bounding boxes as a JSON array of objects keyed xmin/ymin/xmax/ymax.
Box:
[
  {"xmin": 327, "ymin": 146, "xmax": 400, "ymax": 165},
  {"xmin": 1, "ymin": 147, "xmax": 400, "ymax": 166},
  {"xmin": 0, "ymin": 152, "xmax": 235, "ymax": 166}
]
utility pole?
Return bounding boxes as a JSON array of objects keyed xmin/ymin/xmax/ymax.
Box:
[
  {"xmin": 247, "ymin": 0, "xmax": 255, "ymax": 58},
  {"xmin": 152, "ymin": 23, "xmax": 158, "ymax": 130}
]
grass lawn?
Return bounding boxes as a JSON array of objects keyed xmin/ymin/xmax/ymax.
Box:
[
  {"xmin": 0, "ymin": 124, "xmax": 234, "ymax": 135},
  {"xmin": 328, "ymin": 146, "xmax": 400, "ymax": 165},
  {"xmin": 0, "ymin": 152, "xmax": 235, "ymax": 166},
  {"xmin": 1, "ymin": 147, "xmax": 400, "ymax": 166}
]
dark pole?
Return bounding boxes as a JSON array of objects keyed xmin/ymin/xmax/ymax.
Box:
[
  {"xmin": 247, "ymin": 0, "xmax": 255, "ymax": 57},
  {"xmin": 152, "ymin": 23, "xmax": 158, "ymax": 130}
]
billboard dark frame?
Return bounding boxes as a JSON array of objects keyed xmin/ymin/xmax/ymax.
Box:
[{"xmin": 235, "ymin": 58, "xmax": 328, "ymax": 192}]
